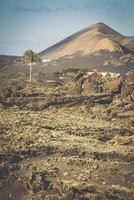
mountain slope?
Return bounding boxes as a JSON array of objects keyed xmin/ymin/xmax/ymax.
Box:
[
  {"xmin": 39, "ymin": 22, "xmax": 133, "ymax": 60},
  {"xmin": 37, "ymin": 22, "xmax": 134, "ymax": 75},
  {"xmin": 0, "ymin": 55, "xmax": 21, "ymax": 69},
  {"xmin": 0, "ymin": 22, "xmax": 134, "ymax": 75},
  {"xmin": 121, "ymin": 37, "xmax": 134, "ymax": 51}
]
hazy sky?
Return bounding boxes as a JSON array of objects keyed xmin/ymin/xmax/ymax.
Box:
[{"xmin": 0, "ymin": 0, "xmax": 134, "ymax": 55}]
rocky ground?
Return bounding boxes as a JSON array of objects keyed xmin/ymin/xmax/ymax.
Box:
[{"xmin": 0, "ymin": 71, "xmax": 134, "ymax": 200}]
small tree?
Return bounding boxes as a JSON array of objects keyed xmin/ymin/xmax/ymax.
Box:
[{"xmin": 23, "ymin": 49, "xmax": 38, "ymax": 83}]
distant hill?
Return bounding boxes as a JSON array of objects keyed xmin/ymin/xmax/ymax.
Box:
[
  {"xmin": 39, "ymin": 22, "xmax": 134, "ymax": 59},
  {"xmin": 0, "ymin": 22, "xmax": 134, "ymax": 75},
  {"xmin": 38, "ymin": 22, "xmax": 134, "ymax": 74},
  {"xmin": 0, "ymin": 55, "xmax": 21, "ymax": 69}
]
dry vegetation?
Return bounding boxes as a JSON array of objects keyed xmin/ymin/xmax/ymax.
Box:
[{"xmin": 0, "ymin": 71, "xmax": 134, "ymax": 200}]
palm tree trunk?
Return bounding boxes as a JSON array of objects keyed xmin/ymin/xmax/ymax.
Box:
[{"xmin": 29, "ymin": 62, "xmax": 32, "ymax": 83}]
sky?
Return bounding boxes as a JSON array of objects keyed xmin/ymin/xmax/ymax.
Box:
[{"xmin": 0, "ymin": 0, "xmax": 134, "ymax": 55}]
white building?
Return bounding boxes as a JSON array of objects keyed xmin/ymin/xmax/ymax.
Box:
[
  {"xmin": 109, "ymin": 72, "xmax": 120, "ymax": 78},
  {"xmin": 83, "ymin": 72, "xmax": 94, "ymax": 78},
  {"xmin": 100, "ymin": 72, "xmax": 120, "ymax": 77},
  {"xmin": 42, "ymin": 59, "xmax": 51, "ymax": 63},
  {"xmin": 59, "ymin": 76, "xmax": 64, "ymax": 80},
  {"xmin": 87, "ymin": 72, "xmax": 94, "ymax": 75},
  {"xmin": 100, "ymin": 72, "xmax": 108, "ymax": 76}
]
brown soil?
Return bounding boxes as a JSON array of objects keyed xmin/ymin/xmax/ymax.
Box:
[
  {"xmin": 0, "ymin": 72, "xmax": 134, "ymax": 200},
  {"xmin": 0, "ymin": 103, "xmax": 134, "ymax": 200}
]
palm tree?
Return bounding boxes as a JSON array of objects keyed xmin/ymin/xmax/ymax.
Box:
[{"xmin": 23, "ymin": 49, "xmax": 38, "ymax": 83}]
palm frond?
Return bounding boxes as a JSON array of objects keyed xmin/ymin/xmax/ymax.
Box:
[{"xmin": 22, "ymin": 49, "xmax": 39, "ymax": 64}]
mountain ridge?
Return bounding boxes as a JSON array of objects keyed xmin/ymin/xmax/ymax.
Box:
[
  {"xmin": 39, "ymin": 22, "xmax": 128, "ymax": 59},
  {"xmin": 0, "ymin": 22, "xmax": 134, "ymax": 75}
]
